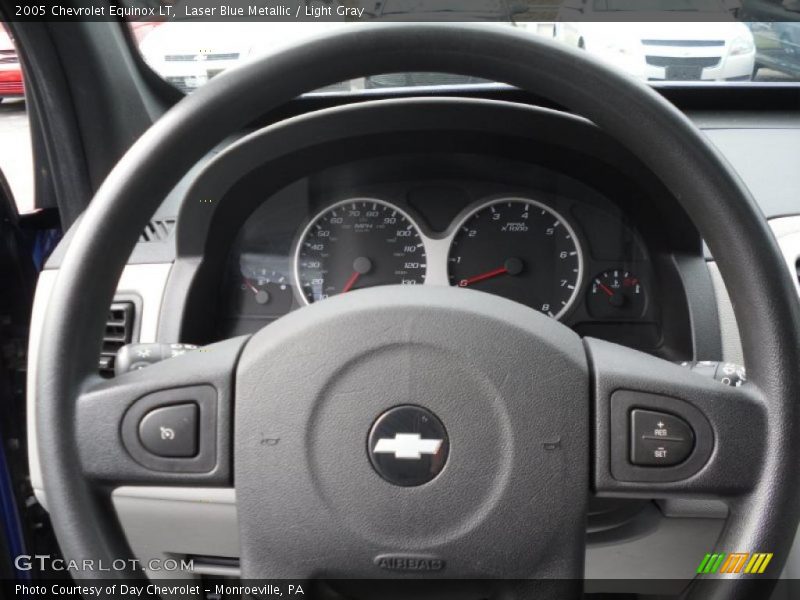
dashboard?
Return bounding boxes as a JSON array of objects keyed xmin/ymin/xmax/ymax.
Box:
[
  {"xmin": 43, "ymin": 98, "xmax": 716, "ymax": 361},
  {"xmin": 35, "ymin": 89, "xmax": 800, "ymax": 584},
  {"xmin": 122, "ymin": 98, "xmax": 716, "ymax": 362},
  {"xmin": 220, "ymin": 161, "xmax": 664, "ymax": 350},
  {"xmin": 152, "ymin": 98, "xmax": 709, "ymax": 362}
]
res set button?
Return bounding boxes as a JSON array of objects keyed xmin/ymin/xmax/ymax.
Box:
[{"xmin": 630, "ymin": 409, "xmax": 694, "ymax": 467}]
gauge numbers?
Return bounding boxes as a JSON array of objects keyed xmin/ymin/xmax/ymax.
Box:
[
  {"xmin": 448, "ymin": 198, "xmax": 583, "ymax": 319},
  {"xmin": 294, "ymin": 199, "xmax": 426, "ymax": 304}
]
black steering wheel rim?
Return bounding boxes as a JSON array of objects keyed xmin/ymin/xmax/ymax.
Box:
[{"xmin": 36, "ymin": 23, "xmax": 800, "ymax": 597}]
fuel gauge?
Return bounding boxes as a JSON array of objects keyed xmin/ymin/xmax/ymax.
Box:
[
  {"xmin": 242, "ymin": 274, "xmax": 278, "ymax": 306},
  {"xmin": 231, "ymin": 261, "xmax": 294, "ymax": 317},
  {"xmin": 588, "ymin": 270, "xmax": 645, "ymax": 319}
]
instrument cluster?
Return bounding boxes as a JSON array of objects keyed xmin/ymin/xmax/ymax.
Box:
[{"xmin": 220, "ymin": 182, "xmax": 658, "ymax": 350}]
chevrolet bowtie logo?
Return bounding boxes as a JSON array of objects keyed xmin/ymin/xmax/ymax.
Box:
[{"xmin": 373, "ymin": 434, "xmax": 443, "ymax": 460}]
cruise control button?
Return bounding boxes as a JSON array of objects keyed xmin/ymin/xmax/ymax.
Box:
[
  {"xmin": 138, "ymin": 403, "xmax": 198, "ymax": 458},
  {"xmin": 630, "ymin": 409, "xmax": 694, "ymax": 466}
]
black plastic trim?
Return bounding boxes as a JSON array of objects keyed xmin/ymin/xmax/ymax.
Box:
[
  {"xmin": 610, "ymin": 390, "xmax": 713, "ymax": 483},
  {"xmin": 671, "ymin": 254, "xmax": 723, "ymax": 360},
  {"xmin": 121, "ymin": 385, "xmax": 217, "ymax": 473}
]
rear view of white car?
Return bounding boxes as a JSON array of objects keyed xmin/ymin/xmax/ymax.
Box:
[{"xmin": 551, "ymin": 0, "xmax": 755, "ymax": 81}]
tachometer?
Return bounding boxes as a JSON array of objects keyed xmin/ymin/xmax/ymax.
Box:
[
  {"xmin": 294, "ymin": 199, "xmax": 426, "ymax": 304},
  {"xmin": 448, "ymin": 198, "xmax": 583, "ymax": 319}
]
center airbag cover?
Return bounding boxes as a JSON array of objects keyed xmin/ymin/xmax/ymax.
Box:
[{"xmin": 235, "ymin": 285, "xmax": 589, "ymax": 579}]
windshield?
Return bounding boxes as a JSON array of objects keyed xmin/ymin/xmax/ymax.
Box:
[
  {"xmin": 592, "ymin": 0, "xmax": 725, "ymax": 12},
  {"xmin": 381, "ymin": 0, "xmax": 507, "ymax": 15},
  {"xmin": 127, "ymin": 1, "xmax": 800, "ymax": 92}
]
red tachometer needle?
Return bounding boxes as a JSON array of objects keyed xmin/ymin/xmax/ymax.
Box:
[
  {"xmin": 342, "ymin": 271, "xmax": 361, "ymax": 293},
  {"xmin": 459, "ymin": 266, "xmax": 509, "ymax": 287}
]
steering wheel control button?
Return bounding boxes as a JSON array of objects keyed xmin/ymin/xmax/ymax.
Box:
[
  {"xmin": 368, "ymin": 405, "xmax": 449, "ymax": 486},
  {"xmin": 677, "ymin": 360, "xmax": 747, "ymax": 387},
  {"xmin": 138, "ymin": 403, "xmax": 199, "ymax": 458},
  {"xmin": 630, "ymin": 409, "xmax": 694, "ymax": 467},
  {"xmin": 115, "ymin": 342, "xmax": 200, "ymax": 376}
]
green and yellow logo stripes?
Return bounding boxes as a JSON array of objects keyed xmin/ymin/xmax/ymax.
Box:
[{"xmin": 697, "ymin": 552, "xmax": 773, "ymax": 575}]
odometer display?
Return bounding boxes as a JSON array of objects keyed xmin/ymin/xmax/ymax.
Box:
[
  {"xmin": 294, "ymin": 199, "xmax": 426, "ymax": 304},
  {"xmin": 448, "ymin": 198, "xmax": 583, "ymax": 319}
]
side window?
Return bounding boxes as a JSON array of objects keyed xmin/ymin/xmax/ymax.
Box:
[{"xmin": 0, "ymin": 22, "xmax": 32, "ymax": 214}]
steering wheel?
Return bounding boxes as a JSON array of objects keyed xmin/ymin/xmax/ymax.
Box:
[{"xmin": 36, "ymin": 24, "xmax": 800, "ymax": 599}]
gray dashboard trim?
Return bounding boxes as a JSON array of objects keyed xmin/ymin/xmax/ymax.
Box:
[
  {"xmin": 27, "ymin": 264, "xmax": 172, "ymax": 504},
  {"xmin": 703, "ymin": 128, "xmax": 800, "ymax": 220}
]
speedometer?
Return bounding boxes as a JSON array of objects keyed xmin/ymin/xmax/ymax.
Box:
[
  {"xmin": 447, "ymin": 198, "xmax": 583, "ymax": 319},
  {"xmin": 294, "ymin": 198, "xmax": 426, "ymax": 304}
]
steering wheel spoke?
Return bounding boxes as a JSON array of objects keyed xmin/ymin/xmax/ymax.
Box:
[
  {"xmin": 587, "ymin": 337, "xmax": 765, "ymax": 500},
  {"xmin": 73, "ymin": 336, "xmax": 246, "ymax": 486}
]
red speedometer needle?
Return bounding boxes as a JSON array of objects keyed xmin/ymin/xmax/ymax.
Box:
[
  {"xmin": 342, "ymin": 271, "xmax": 361, "ymax": 293},
  {"xmin": 459, "ymin": 266, "xmax": 509, "ymax": 287}
]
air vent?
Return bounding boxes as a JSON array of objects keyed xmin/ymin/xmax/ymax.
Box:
[
  {"xmin": 99, "ymin": 302, "xmax": 135, "ymax": 377},
  {"xmin": 139, "ymin": 218, "xmax": 176, "ymax": 243}
]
